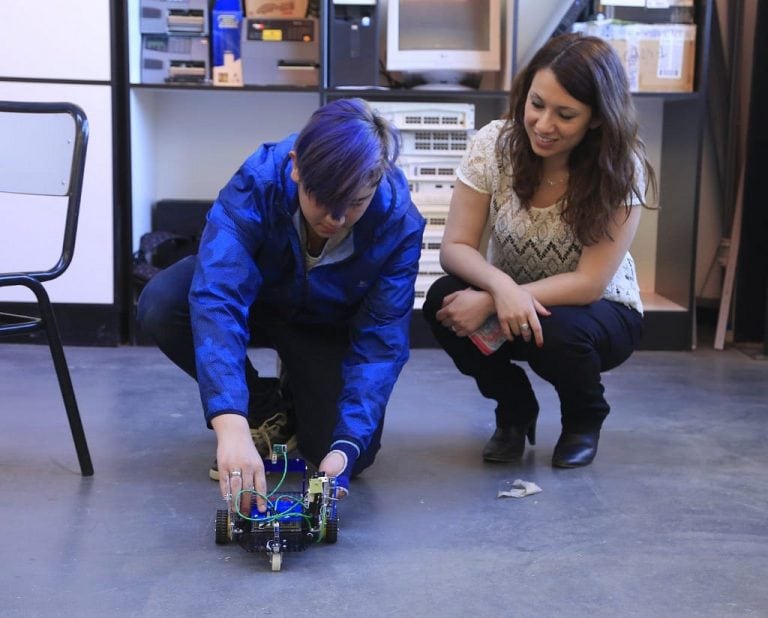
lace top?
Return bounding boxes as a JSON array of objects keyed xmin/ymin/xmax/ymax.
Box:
[{"xmin": 457, "ymin": 120, "xmax": 643, "ymax": 314}]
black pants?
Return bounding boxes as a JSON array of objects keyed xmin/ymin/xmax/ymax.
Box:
[
  {"xmin": 422, "ymin": 275, "xmax": 644, "ymax": 433},
  {"xmin": 136, "ymin": 255, "xmax": 382, "ymax": 472}
]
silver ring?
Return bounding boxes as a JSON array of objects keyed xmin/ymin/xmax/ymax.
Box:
[
  {"xmin": 230, "ymin": 470, "xmax": 242, "ymax": 478},
  {"xmin": 520, "ymin": 323, "xmax": 530, "ymax": 331}
]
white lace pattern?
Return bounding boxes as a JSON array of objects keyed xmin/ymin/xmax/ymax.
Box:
[{"xmin": 456, "ymin": 120, "xmax": 643, "ymax": 314}]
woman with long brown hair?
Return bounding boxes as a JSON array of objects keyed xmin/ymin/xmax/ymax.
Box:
[{"xmin": 423, "ymin": 33, "xmax": 656, "ymax": 468}]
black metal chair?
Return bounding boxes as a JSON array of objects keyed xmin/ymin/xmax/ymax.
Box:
[{"xmin": 0, "ymin": 101, "xmax": 94, "ymax": 476}]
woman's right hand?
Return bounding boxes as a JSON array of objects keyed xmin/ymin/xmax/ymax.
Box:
[
  {"xmin": 211, "ymin": 413, "xmax": 267, "ymax": 513},
  {"xmin": 491, "ymin": 281, "xmax": 550, "ymax": 347}
]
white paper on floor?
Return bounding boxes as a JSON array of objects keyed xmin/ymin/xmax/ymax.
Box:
[{"xmin": 497, "ymin": 478, "xmax": 542, "ymax": 499}]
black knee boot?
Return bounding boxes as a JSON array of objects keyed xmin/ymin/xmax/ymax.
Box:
[{"xmin": 480, "ymin": 364, "xmax": 540, "ymax": 462}]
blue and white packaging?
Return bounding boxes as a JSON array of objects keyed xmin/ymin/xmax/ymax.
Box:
[{"xmin": 211, "ymin": 0, "xmax": 243, "ymax": 86}]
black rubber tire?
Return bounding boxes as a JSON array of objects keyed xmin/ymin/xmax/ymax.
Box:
[
  {"xmin": 325, "ymin": 517, "xmax": 338, "ymax": 544},
  {"xmin": 215, "ymin": 509, "xmax": 230, "ymax": 545}
]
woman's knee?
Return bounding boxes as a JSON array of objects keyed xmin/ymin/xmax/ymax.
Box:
[{"xmin": 536, "ymin": 303, "xmax": 640, "ymax": 367}]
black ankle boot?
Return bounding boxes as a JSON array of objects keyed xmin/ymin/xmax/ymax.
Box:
[
  {"xmin": 482, "ymin": 416, "xmax": 537, "ymax": 463},
  {"xmin": 552, "ymin": 431, "xmax": 600, "ymax": 468}
]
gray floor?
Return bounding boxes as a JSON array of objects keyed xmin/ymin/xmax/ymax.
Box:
[{"xmin": 1, "ymin": 341, "xmax": 767, "ymax": 618}]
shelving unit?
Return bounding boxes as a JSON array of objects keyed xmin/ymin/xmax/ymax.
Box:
[
  {"xmin": 121, "ymin": 0, "xmax": 713, "ymax": 350},
  {"xmin": 365, "ymin": 100, "xmax": 477, "ymax": 309}
]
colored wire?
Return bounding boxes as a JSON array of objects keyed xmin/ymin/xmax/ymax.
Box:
[
  {"xmin": 235, "ymin": 490, "xmax": 311, "ymax": 522},
  {"xmin": 232, "ymin": 450, "xmax": 303, "ymax": 522},
  {"xmin": 266, "ymin": 450, "xmax": 289, "ymax": 498}
]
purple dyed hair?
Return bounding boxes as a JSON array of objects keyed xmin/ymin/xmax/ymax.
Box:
[{"xmin": 293, "ymin": 98, "xmax": 401, "ymax": 218}]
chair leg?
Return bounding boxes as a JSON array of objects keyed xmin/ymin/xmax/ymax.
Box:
[{"xmin": 32, "ymin": 284, "xmax": 94, "ymax": 476}]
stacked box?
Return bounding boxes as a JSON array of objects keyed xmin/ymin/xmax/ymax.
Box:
[
  {"xmin": 574, "ymin": 19, "xmax": 697, "ymax": 92},
  {"xmin": 244, "ymin": 0, "xmax": 309, "ymax": 18},
  {"xmin": 597, "ymin": 0, "xmax": 695, "ymax": 24},
  {"xmin": 140, "ymin": 0, "xmax": 211, "ymax": 84},
  {"xmin": 141, "ymin": 35, "xmax": 210, "ymax": 84},
  {"xmin": 369, "ymin": 102, "xmax": 475, "ymax": 309},
  {"xmin": 240, "ymin": 17, "xmax": 319, "ymax": 87},
  {"xmin": 211, "ymin": 0, "xmax": 244, "ymax": 87},
  {"xmin": 140, "ymin": 0, "xmax": 209, "ymax": 35}
]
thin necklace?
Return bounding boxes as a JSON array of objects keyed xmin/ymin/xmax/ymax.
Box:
[{"xmin": 543, "ymin": 175, "xmax": 568, "ymax": 187}]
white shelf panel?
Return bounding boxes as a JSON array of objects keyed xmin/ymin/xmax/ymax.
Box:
[{"xmin": 640, "ymin": 291, "xmax": 687, "ymax": 312}]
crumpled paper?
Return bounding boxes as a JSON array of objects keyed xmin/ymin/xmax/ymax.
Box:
[{"xmin": 497, "ymin": 478, "xmax": 542, "ymax": 499}]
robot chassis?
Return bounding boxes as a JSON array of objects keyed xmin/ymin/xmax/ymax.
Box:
[{"xmin": 215, "ymin": 444, "xmax": 340, "ymax": 571}]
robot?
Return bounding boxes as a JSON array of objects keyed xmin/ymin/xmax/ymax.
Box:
[{"xmin": 214, "ymin": 444, "xmax": 340, "ymax": 571}]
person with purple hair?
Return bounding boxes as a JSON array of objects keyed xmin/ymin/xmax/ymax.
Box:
[{"xmin": 138, "ymin": 98, "xmax": 424, "ymax": 509}]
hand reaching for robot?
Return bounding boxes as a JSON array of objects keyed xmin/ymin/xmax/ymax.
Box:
[
  {"xmin": 211, "ymin": 413, "xmax": 268, "ymax": 513},
  {"xmin": 319, "ymin": 450, "xmax": 349, "ymax": 499},
  {"xmin": 318, "ymin": 450, "xmax": 345, "ymax": 477}
]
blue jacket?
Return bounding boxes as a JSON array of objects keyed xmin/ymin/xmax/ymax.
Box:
[{"xmin": 189, "ymin": 134, "xmax": 425, "ymax": 457}]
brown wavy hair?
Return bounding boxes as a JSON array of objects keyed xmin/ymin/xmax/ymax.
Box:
[{"xmin": 498, "ymin": 33, "xmax": 656, "ymax": 245}]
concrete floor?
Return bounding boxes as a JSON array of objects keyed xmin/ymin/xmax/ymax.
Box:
[{"xmin": 0, "ymin": 341, "xmax": 767, "ymax": 617}]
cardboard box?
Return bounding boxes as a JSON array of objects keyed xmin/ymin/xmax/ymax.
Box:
[
  {"xmin": 244, "ymin": 0, "xmax": 308, "ymax": 19},
  {"xmin": 618, "ymin": 23, "xmax": 696, "ymax": 92},
  {"xmin": 574, "ymin": 20, "xmax": 696, "ymax": 92},
  {"xmin": 211, "ymin": 0, "xmax": 243, "ymax": 86}
]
